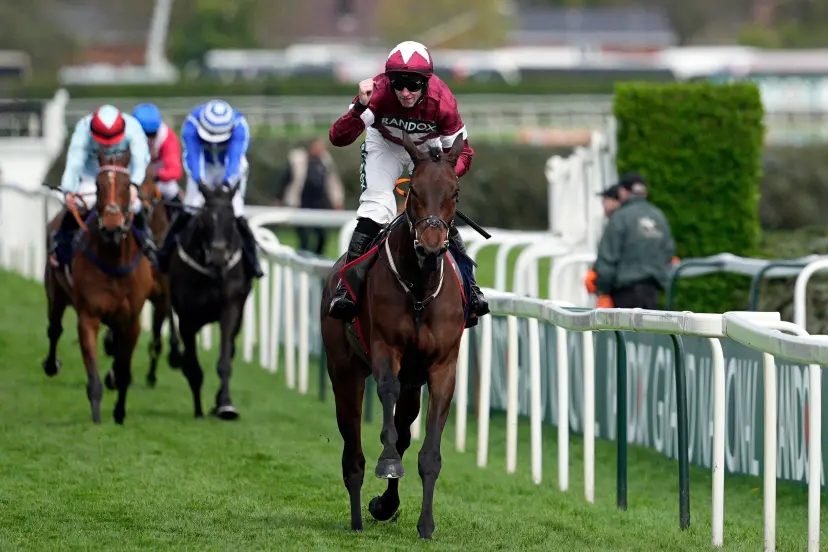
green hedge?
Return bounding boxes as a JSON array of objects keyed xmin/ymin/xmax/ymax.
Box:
[
  {"xmin": 613, "ymin": 81, "xmax": 765, "ymax": 313},
  {"xmin": 5, "ymin": 72, "xmax": 677, "ymax": 99}
]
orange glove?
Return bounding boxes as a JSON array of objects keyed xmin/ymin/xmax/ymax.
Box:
[
  {"xmin": 596, "ymin": 294, "xmax": 614, "ymax": 308},
  {"xmin": 672, "ymin": 256, "xmax": 680, "ymax": 265},
  {"xmin": 584, "ymin": 269, "xmax": 598, "ymax": 294}
]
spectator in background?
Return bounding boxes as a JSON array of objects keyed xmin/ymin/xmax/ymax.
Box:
[
  {"xmin": 277, "ymin": 138, "xmax": 344, "ymax": 256},
  {"xmin": 598, "ymin": 183, "xmax": 621, "ymax": 218},
  {"xmin": 590, "ymin": 172, "xmax": 675, "ymax": 309},
  {"xmin": 586, "ymin": 183, "xmax": 623, "ymax": 307}
]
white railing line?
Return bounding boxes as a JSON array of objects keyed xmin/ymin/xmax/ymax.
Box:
[{"xmin": 793, "ymin": 258, "xmax": 828, "ymax": 332}]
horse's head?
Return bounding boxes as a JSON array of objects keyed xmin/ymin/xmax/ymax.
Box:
[
  {"xmin": 194, "ymin": 183, "xmax": 241, "ymax": 278},
  {"xmin": 96, "ymin": 148, "xmax": 134, "ymax": 244},
  {"xmin": 399, "ymin": 132, "xmax": 463, "ymax": 270}
]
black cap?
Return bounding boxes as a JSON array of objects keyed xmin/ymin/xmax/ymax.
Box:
[
  {"xmin": 618, "ymin": 172, "xmax": 646, "ymax": 191},
  {"xmin": 597, "ymin": 184, "xmax": 620, "ymax": 200}
]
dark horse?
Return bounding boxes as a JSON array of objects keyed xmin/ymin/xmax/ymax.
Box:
[
  {"xmin": 103, "ymin": 166, "xmax": 183, "ymax": 389},
  {"xmin": 321, "ymin": 133, "xmax": 468, "ymax": 539},
  {"xmin": 168, "ymin": 184, "xmax": 253, "ymax": 420},
  {"xmin": 42, "ymin": 149, "xmax": 155, "ymax": 424}
]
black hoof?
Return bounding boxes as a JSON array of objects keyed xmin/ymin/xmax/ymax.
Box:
[
  {"xmin": 167, "ymin": 347, "xmax": 183, "ymax": 369},
  {"xmin": 146, "ymin": 374, "xmax": 157, "ymax": 388},
  {"xmin": 114, "ymin": 412, "xmax": 125, "ymax": 425},
  {"xmin": 368, "ymin": 495, "xmax": 400, "ymax": 521},
  {"xmin": 104, "ymin": 371, "xmax": 116, "ymax": 390},
  {"xmin": 417, "ymin": 520, "xmax": 435, "ymax": 540},
  {"xmin": 42, "ymin": 358, "xmax": 61, "ymax": 377},
  {"xmin": 210, "ymin": 405, "xmax": 239, "ymax": 421},
  {"xmin": 350, "ymin": 521, "xmax": 364, "ymax": 532},
  {"xmin": 374, "ymin": 457, "xmax": 404, "ymax": 479}
]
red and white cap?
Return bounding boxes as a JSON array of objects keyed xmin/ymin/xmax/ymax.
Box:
[
  {"xmin": 385, "ymin": 40, "xmax": 433, "ymax": 78},
  {"xmin": 90, "ymin": 105, "xmax": 126, "ymax": 146}
]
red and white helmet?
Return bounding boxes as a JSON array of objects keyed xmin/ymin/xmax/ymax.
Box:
[
  {"xmin": 385, "ymin": 40, "xmax": 434, "ymax": 78},
  {"xmin": 89, "ymin": 104, "xmax": 126, "ymax": 146}
]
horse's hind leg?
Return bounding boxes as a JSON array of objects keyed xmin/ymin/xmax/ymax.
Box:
[
  {"xmin": 372, "ymin": 345, "xmax": 404, "ymax": 479},
  {"xmin": 146, "ymin": 297, "xmax": 165, "ymax": 388},
  {"xmin": 42, "ymin": 285, "xmax": 69, "ymax": 377},
  {"xmin": 369, "ymin": 384, "xmax": 422, "ymax": 522},
  {"xmin": 331, "ymin": 363, "xmax": 367, "ymax": 531},
  {"xmin": 77, "ymin": 312, "xmax": 103, "ymax": 424},
  {"xmin": 416, "ymin": 364, "xmax": 456, "ymax": 540},
  {"xmin": 179, "ymin": 321, "xmax": 204, "ymax": 418},
  {"xmin": 212, "ymin": 299, "xmax": 244, "ymax": 420},
  {"xmin": 112, "ymin": 321, "xmax": 140, "ymax": 425},
  {"xmin": 166, "ymin": 305, "xmax": 183, "ymax": 369}
]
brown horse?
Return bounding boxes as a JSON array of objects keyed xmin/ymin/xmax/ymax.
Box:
[
  {"xmin": 44, "ymin": 149, "xmax": 155, "ymax": 424},
  {"xmin": 321, "ymin": 133, "xmax": 467, "ymax": 539},
  {"xmin": 103, "ymin": 166, "xmax": 183, "ymax": 389}
]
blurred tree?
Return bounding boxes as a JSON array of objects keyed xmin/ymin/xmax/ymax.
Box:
[
  {"xmin": 168, "ymin": 0, "xmax": 260, "ymax": 67},
  {"xmin": 374, "ymin": 0, "xmax": 513, "ymax": 49},
  {"xmin": 0, "ymin": 0, "xmax": 76, "ymax": 73}
]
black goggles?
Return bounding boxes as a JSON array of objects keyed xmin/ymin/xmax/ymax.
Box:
[{"xmin": 390, "ymin": 75, "xmax": 426, "ymax": 92}]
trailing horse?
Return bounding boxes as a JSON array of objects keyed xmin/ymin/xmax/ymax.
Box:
[
  {"xmin": 167, "ymin": 184, "xmax": 253, "ymax": 420},
  {"xmin": 321, "ymin": 133, "xmax": 474, "ymax": 539},
  {"xmin": 103, "ymin": 167, "xmax": 183, "ymax": 389},
  {"xmin": 42, "ymin": 149, "xmax": 155, "ymax": 424}
]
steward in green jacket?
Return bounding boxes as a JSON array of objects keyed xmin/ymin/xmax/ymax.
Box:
[{"xmin": 593, "ymin": 172, "xmax": 675, "ymax": 309}]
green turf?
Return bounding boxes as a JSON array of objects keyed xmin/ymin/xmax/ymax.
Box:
[{"xmin": 0, "ymin": 269, "xmax": 824, "ymax": 551}]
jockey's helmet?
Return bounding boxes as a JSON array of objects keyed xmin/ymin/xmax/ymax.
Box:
[
  {"xmin": 196, "ymin": 99, "xmax": 235, "ymax": 143},
  {"xmin": 90, "ymin": 105, "xmax": 126, "ymax": 146},
  {"xmin": 132, "ymin": 103, "xmax": 162, "ymax": 135},
  {"xmin": 385, "ymin": 40, "xmax": 434, "ymax": 80}
]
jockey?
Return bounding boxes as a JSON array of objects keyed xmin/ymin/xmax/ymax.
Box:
[
  {"xmin": 156, "ymin": 99, "xmax": 263, "ymax": 279},
  {"xmin": 327, "ymin": 40, "xmax": 489, "ymax": 321},
  {"xmin": 50, "ymin": 104, "xmax": 156, "ymax": 268},
  {"xmin": 131, "ymin": 103, "xmax": 184, "ymax": 206}
]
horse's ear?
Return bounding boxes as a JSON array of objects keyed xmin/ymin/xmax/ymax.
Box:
[
  {"xmin": 400, "ymin": 132, "xmax": 421, "ymax": 163},
  {"xmin": 446, "ymin": 135, "xmax": 465, "ymax": 166}
]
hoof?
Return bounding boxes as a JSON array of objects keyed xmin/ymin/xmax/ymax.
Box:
[
  {"xmin": 374, "ymin": 457, "xmax": 404, "ymax": 479},
  {"xmin": 146, "ymin": 374, "xmax": 157, "ymax": 388},
  {"xmin": 114, "ymin": 413, "xmax": 125, "ymax": 425},
  {"xmin": 104, "ymin": 371, "xmax": 117, "ymax": 390},
  {"xmin": 210, "ymin": 404, "xmax": 239, "ymax": 421},
  {"xmin": 167, "ymin": 348, "xmax": 183, "ymax": 369},
  {"xmin": 350, "ymin": 520, "xmax": 364, "ymax": 532},
  {"xmin": 42, "ymin": 358, "xmax": 61, "ymax": 377},
  {"xmin": 368, "ymin": 495, "xmax": 400, "ymax": 521},
  {"xmin": 417, "ymin": 520, "xmax": 435, "ymax": 540}
]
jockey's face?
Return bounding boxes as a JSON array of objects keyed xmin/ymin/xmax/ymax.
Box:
[{"xmin": 390, "ymin": 73, "xmax": 425, "ymax": 108}]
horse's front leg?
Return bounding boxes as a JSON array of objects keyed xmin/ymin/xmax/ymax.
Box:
[
  {"xmin": 146, "ymin": 296, "xmax": 165, "ymax": 387},
  {"xmin": 77, "ymin": 311, "xmax": 103, "ymax": 424},
  {"xmin": 213, "ymin": 298, "xmax": 244, "ymax": 420},
  {"xmin": 112, "ymin": 320, "xmax": 141, "ymax": 425},
  {"xmin": 417, "ymin": 360, "xmax": 456, "ymax": 540},
  {"xmin": 371, "ymin": 342, "xmax": 404, "ymax": 479}
]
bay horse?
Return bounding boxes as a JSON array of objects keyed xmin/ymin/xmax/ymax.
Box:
[
  {"xmin": 43, "ymin": 149, "xmax": 155, "ymax": 424},
  {"xmin": 103, "ymin": 165, "xmax": 183, "ymax": 389},
  {"xmin": 321, "ymin": 133, "xmax": 469, "ymax": 539},
  {"xmin": 167, "ymin": 184, "xmax": 252, "ymax": 420}
]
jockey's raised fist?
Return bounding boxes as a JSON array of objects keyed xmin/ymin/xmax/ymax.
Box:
[{"xmin": 358, "ymin": 79, "xmax": 375, "ymax": 106}]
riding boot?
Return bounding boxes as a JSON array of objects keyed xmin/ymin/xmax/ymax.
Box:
[
  {"xmin": 133, "ymin": 209, "xmax": 158, "ymax": 266},
  {"xmin": 50, "ymin": 211, "xmax": 81, "ymax": 268},
  {"xmin": 158, "ymin": 211, "xmax": 191, "ymax": 272},
  {"xmin": 236, "ymin": 216, "xmax": 264, "ymax": 279},
  {"xmin": 449, "ymin": 225, "xmax": 490, "ymax": 318},
  {"xmin": 329, "ymin": 217, "xmax": 382, "ymax": 320}
]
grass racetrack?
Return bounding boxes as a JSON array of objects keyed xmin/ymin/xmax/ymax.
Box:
[{"xmin": 0, "ymin": 269, "xmax": 825, "ymax": 551}]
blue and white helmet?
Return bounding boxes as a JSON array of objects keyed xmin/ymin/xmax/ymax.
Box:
[{"xmin": 196, "ymin": 99, "xmax": 235, "ymax": 143}]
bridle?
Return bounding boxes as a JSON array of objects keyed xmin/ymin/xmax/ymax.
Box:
[
  {"xmin": 397, "ymin": 177, "xmax": 455, "ymax": 256},
  {"xmin": 98, "ymin": 164, "xmax": 134, "ymax": 233}
]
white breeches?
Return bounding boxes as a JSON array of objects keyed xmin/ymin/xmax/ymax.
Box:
[
  {"xmin": 157, "ymin": 180, "xmax": 181, "ymax": 201},
  {"xmin": 357, "ymin": 127, "xmax": 422, "ymax": 225},
  {"xmin": 73, "ymin": 174, "xmax": 142, "ymax": 214},
  {"xmin": 184, "ymin": 156, "xmax": 248, "ymax": 218}
]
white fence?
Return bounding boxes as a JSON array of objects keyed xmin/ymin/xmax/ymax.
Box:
[{"xmin": 1, "ymin": 183, "xmax": 827, "ymax": 550}]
